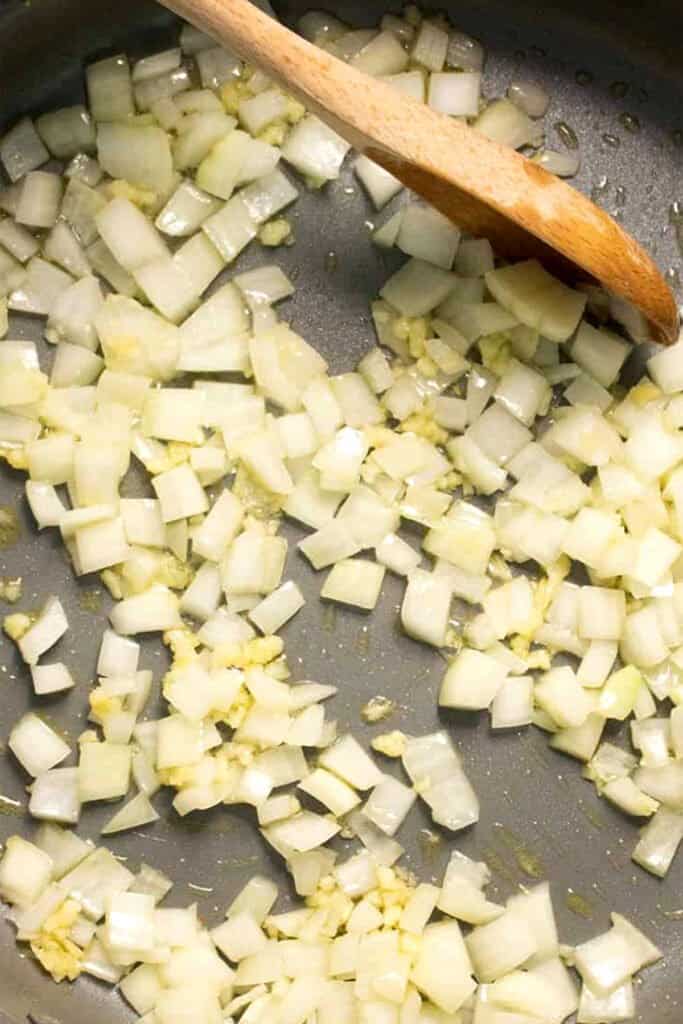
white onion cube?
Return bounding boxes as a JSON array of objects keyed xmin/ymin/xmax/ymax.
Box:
[
  {"xmin": 321, "ymin": 559, "xmax": 385, "ymax": 610},
  {"xmin": 401, "ymin": 570, "xmax": 452, "ymax": 647},
  {"xmin": 78, "ymin": 742, "xmax": 131, "ymax": 802},
  {"xmin": 9, "ymin": 712, "xmax": 70, "ymax": 777},
  {"xmin": 0, "ymin": 836, "xmax": 53, "ymax": 906},
  {"xmin": 30, "ymin": 662, "xmax": 75, "ymax": 696},
  {"xmin": 152, "ymin": 464, "xmax": 209, "ymax": 522}
]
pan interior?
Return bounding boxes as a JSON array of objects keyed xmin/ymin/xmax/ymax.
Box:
[{"xmin": 1, "ymin": 2, "xmax": 683, "ymax": 1021}]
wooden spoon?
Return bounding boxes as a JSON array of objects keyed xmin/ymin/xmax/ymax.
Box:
[{"xmin": 161, "ymin": 0, "xmax": 679, "ymax": 344}]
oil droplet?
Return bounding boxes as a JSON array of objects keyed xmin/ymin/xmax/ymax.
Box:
[
  {"xmin": 669, "ymin": 204, "xmax": 683, "ymax": 258},
  {"xmin": 666, "ymin": 267, "xmax": 681, "ymax": 289},
  {"xmin": 575, "ymin": 70, "xmax": 593, "ymax": 86},
  {"xmin": 355, "ymin": 627, "xmax": 370, "ymax": 655},
  {"xmin": 228, "ymin": 854, "xmax": 260, "ymax": 868},
  {"xmin": 418, "ymin": 829, "xmax": 442, "ymax": 862},
  {"xmin": 609, "ymin": 81, "xmax": 629, "ymax": 99},
  {"xmin": 566, "ymin": 890, "xmax": 594, "ymax": 919},
  {"xmin": 602, "ymin": 133, "xmax": 620, "ymax": 148},
  {"xmin": 591, "ymin": 175, "xmax": 609, "ymax": 203},
  {"xmin": 322, "ymin": 604, "xmax": 337, "ymax": 633},
  {"xmin": 657, "ymin": 904, "xmax": 683, "ymax": 920},
  {"xmin": 343, "ymin": 185, "xmax": 355, "ymax": 196},
  {"xmin": 554, "ymin": 121, "xmax": 578, "ymax": 150},
  {"xmin": 619, "ymin": 112, "xmax": 640, "ymax": 134},
  {"xmin": 482, "ymin": 846, "xmax": 517, "ymax": 883},
  {"xmin": 78, "ymin": 589, "xmax": 102, "ymax": 613},
  {"xmin": 495, "ymin": 825, "xmax": 545, "ymax": 878},
  {"xmin": 361, "ymin": 695, "xmax": 397, "ymax": 724},
  {"xmin": 0, "ymin": 506, "xmax": 20, "ymax": 549},
  {"xmin": 614, "ymin": 186, "xmax": 627, "ymax": 207},
  {"xmin": 577, "ymin": 801, "xmax": 605, "ymax": 831},
  {"xmin": 0, "ymin": 576, "xmax": 22, "ymax": 604},
  {"xmin": 324, "ymin": 250, "xmax": 338, "ymax": 273},
  {"xmin": 0, "ymin": 794, "xmax": 24, "ymax": 817}
]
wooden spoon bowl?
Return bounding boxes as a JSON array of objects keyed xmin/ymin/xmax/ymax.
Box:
[{"xmin": 161, "ymin": 0, "xmax": 679, "ymax": 345}]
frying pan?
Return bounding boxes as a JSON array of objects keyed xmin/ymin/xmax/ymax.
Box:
[{"xmin": 1, "ymin": 0, "xmax": 683, "ymax": 1021}]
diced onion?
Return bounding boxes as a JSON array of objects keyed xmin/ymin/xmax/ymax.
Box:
[{"xmin": 507, "ymin": 80, "xmax": 550, "ymax": 118}]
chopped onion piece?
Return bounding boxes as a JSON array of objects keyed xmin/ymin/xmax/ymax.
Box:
[
  {"xmin": 396, "ymin": 203, "xmax": 461, "ymax": 269},
  {"xmin": 281, "ymin": 115, "xmax": 351, "ymax": 182},
  {"xmin": 78, "ymin": 741, "xmax": 132, "ymax": 803},
  {"xmin": 321, "ymin": 558, "xmax": 385, "ymax": 610},
  {"xmin": 362, "ymin": 775, "xmax": 416, "ymax": 835},
  {"xmin": 573, "ymin": 914, "xmax": 661, "ymax": 996},
  {"xmin": 507, "ymin": 79, "xmax": 550, "ymax": 117},
  {"xmin": 475, "ymin": 97, "xmax": 542, "ymax": 148},
  {"xmin": 0, "ymin": 118, "xmax": 49, "ymax": 182},
  {"xmin": 346, "ymin": 809, "xmax": 404, "ymax": 866},
  {"xmin": 15, "ymin": 172, "xmax": 63, "ymax": 229},
  {"xmin": 402, "ymin": 731, "xmax": 479, "ymax": 832},
  {"xmin": 577, "ymin": 981, "xmax": 635, "ymax": 1024},
  {"xmin": 9, "ymin": 712, "xmax": 70, "ymax": 777},
  {"xmin": 265, "ymin": 810, "xmax": 340, "ymax": 853},
  {"xmin": 489, "ymin": 675, "xmax": 534, "ymax": 729},
  {"xmin": 533, "ymin": 148, "xmax": 581, "ymax": 177},
  {"xmin": 16, "ymin": 596, "xmax": 68, "ymax": 665},
  {"xmin": 29, "ymin": 767, "xmax": 81, "ymax": 824},
  {"xmin": 429, "ymin": 71, "xmax": 481, "ymax": 116},
  {"xmin": 319, "ymin": 734, "xmax": 383, "ymax": 790},
  {"xmin": 571, "ymin": 321, "xmax": 630, "ymax": 387},
  {"xmin": 249, "ymin": 581, "xmax": 305, "ymax": 634},
  {"xmin": 467, "ymin": 906, "xmax": 538, "ymax": 982},
  {"xmin": 241, "ymin": 168, "xmax": 299, "ymax": 223},
  {"xmin": 486, "ymin": 260, "xmax": 586, "ymax": 343},
  {"xmin": 602, "ymin": 777, "xmax": 659, "ymax": 818},
  {"xmin": 110, "ymin": 587, "xmax": 181, "ymax": 636},
  {"xmin": 535, "ymin": 666, "xmax": 591, "ymax": 729},
  {"xmin": 222, "ymin": 532, "xmax": 287, "ymax": 595},
  {"xmin": 96, "ymin": 197, "xmax": 168, "ymax": 272},
  {"xmin": 9, "ymin": 256, "xmax": 73, "ymax": 315},
  {"xmin": 25, "ymin": 481, "xmax": 66, "ymax": 529},
  {"xmin": 440, "ymin": 648, "xmax": 508, "ymax": 710},
  {"xmin": 354, "ymin": 155, "xmax": 403, "ymax": 209},
  {"xmin": 101, "ymin": 793, "xmax": 159, "ymax": 835},
  {"xmin": 0, "ymin": 836, "xmax": 54, "ymax": 907},
  {"xmin": 412, "ymin": 921, "xmax": 476, "ymax": 1012},
  {"xmin": 401, "ymin": 569, "xmax": 452, "ymax": 647},
  {"xmin": 74, "ymin": 516, "xmax": 130, "ymax": 575},
  {"xmin": 30, "ymin": 662, "xmax": 75, "ymax": 696},
  {"xmin": 411, "ymin": 20, "xmax": 448, "ymax": 72},
  {"xmin": 33, "ymin": 824, "xmax": 90, "ymax": 880},
  {"xmin": 86, "ymin": 54, "xmax": 134, "ymax": 120},
  {"xmin": 299, "ymin": 767, "xmax": 361, "ymax": 816},
  {"xmin": 196, "ymin": 45, "xmax": 241, "ymax": 88},
  {"xmin": 632, "ymin": 807, "xmax": 683, "ymax": 877},
  {"xmin": 212, "ymin": 911, "xmax": 267, "ymax": 962},
  {"xmin": 376, "ymin": 533, "xmax": 421, "ymax": 576},
  {"xmin": 380, "ymin": 257, "xmax": 455, "ymax": 317}
]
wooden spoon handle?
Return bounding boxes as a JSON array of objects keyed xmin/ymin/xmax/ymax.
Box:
[{"xmin": 163, "ymin": 0, "xmax": 678, "ymax": 344}]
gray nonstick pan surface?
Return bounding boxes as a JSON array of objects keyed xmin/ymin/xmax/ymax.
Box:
[{"xmin": 1, "ymin": 0, "xmax": 683, "ymax": 1021}]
